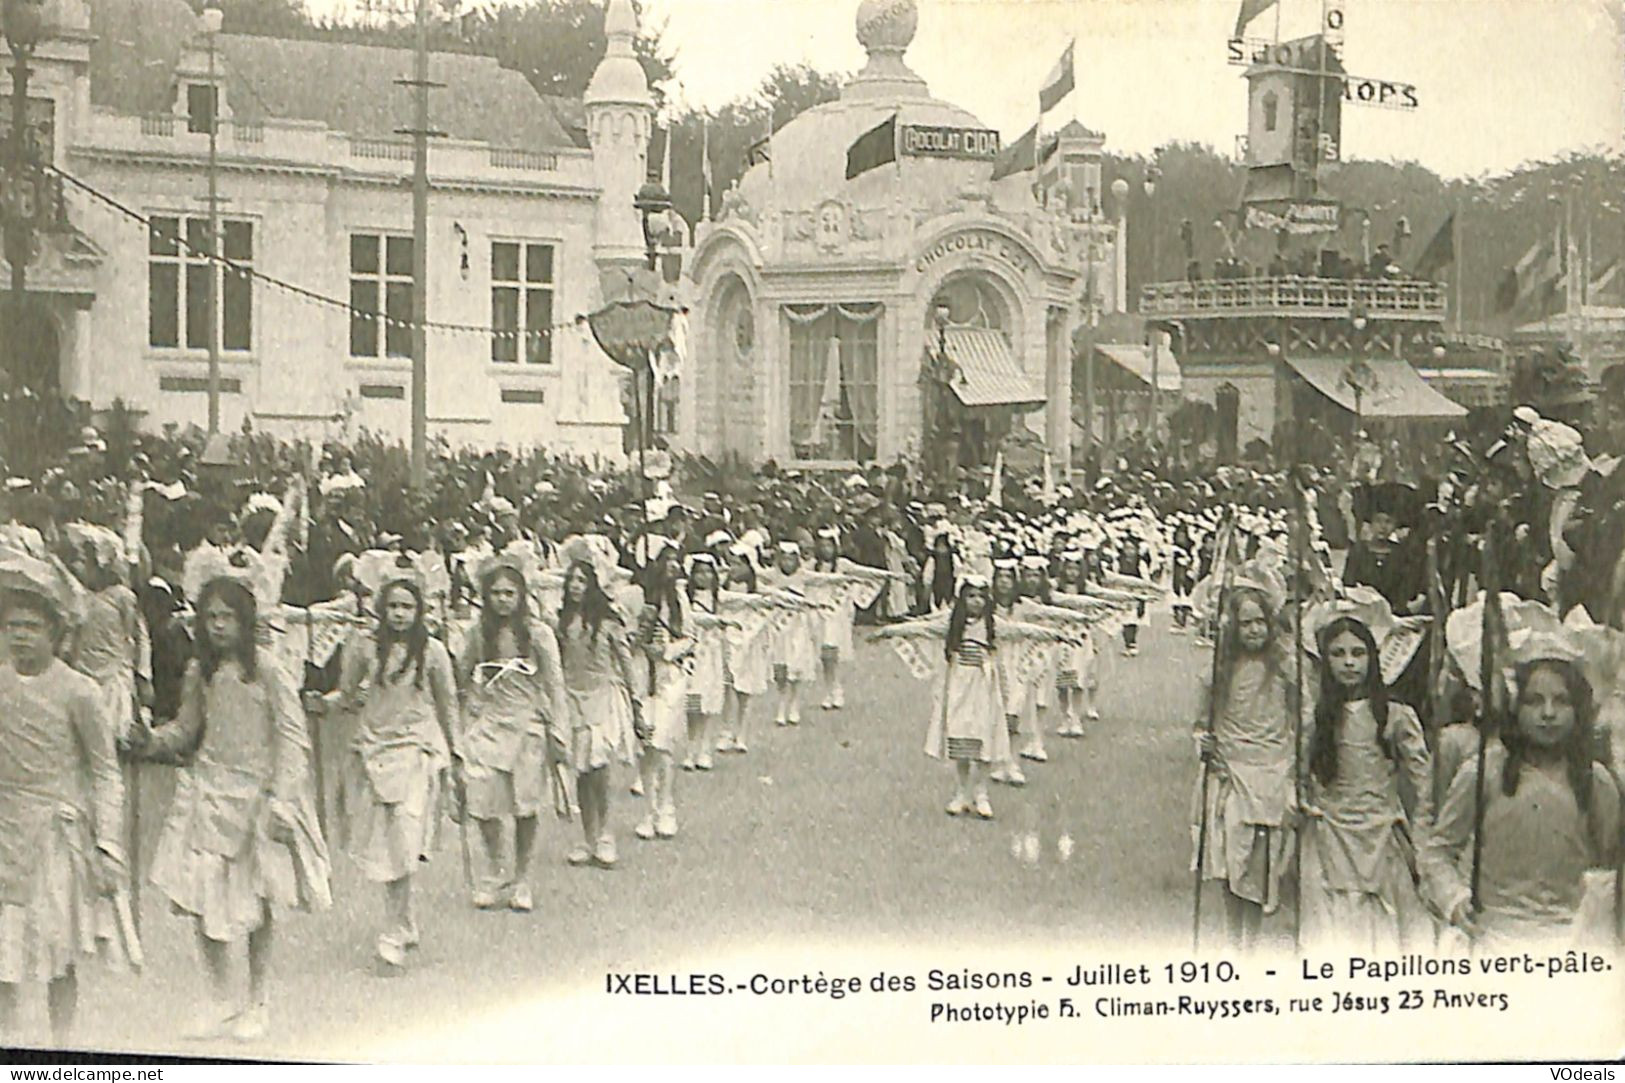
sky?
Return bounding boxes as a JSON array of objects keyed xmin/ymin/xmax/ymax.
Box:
[{"xmin": 301, "ymin": 0, "xmax": 1625, "ymax": 178}]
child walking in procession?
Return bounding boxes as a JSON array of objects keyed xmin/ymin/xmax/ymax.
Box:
[
  {"xmin": 684, "ymin": 555, "xmax": 727, "ymax": 771},
  {"xmin": 1191, "ymin": 582, "xmax": 1296, "ymax": 950},
  {"xmin": 338, "ymin": 575, "xmax": 456, "ymax": 969},
  {"xmin": 761, "ymin": 542, "xmax": 818, "ymax": 727},
  {"xmin": 141, "ymin": 574, "xmax": 331, "ymax": 1042},
  {"xmin": 634, "ymin": 545, "xmax": 694, "ymax": 840},
  {"xmin": 0, "ymin": 563, "xmax": 128, "ymax": 1046},
  {"xmin": 554, "ymin": 559, "xmax": 639, "ymax": 868},
  {"xmin": 716, "ymin": 546, "xmax": 767, "ymax": 754},
  {"xmin": 1427, "ymin": 630, "xmax": 1621, "ymax": 949},
  {"xmin": 1298, "ymin": 592, "xmax": 1436, "ymax": 953},
  {"xmin": 455, "ymin": 557, "xmax": 565, "ymax": 911}
]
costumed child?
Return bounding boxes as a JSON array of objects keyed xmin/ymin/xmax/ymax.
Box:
[
  {"xmin": 716, "ymin": 545, "xmax": 766, "ymax": 754},
  {"xmin": 337, "ymin": 571, "xmax": 455, "ymax": 969},
  {"xmin": 760, "ymin": 542, "xmax": 819, "ymax": 727},
  {"xmin": 140, "ymin": 571, "xmax": 331, "ymax": 1042},
  {"xmin": 554, "ymin": 556, "xmax": 639, "ymax": 869},
  {"xmin": 1297, "ymin": 588, "xmax": 1437, "ymax": 953},
  {"xmin": 873, "ymin": 575, "xmax": 1079, "ymax": 821},
  {"xmin": 682, "ymin": 554, "xmax": 727, "ymax": 771},
  {"xmin": 1191, "ymin": 580, "xmax": 1297, "ymax": 950},
  {"xmin": 1427, "ymin": 626, "xmax": 1621, "ymax": 948},
  {"xmin": 633, "ymin": 544, "xmax": 695, "ymax": 840},
  {"xmin": 0, "ymin": 559, "xmax": 128, "ymax": 1046},
  {"xmin": 454, "ymin": 554, "xmax": 565, "ymax": 911}
]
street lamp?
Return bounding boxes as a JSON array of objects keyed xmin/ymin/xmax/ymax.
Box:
[
  {"xmin": 200, "ymin": 0, "xmax": 225, "ymax": 435},
  {"xmin": 1143, "ymin": 167, "xmax": 1162, "ymax": 438},
  {"xmin": 1344, "ymin": 303, "xmax": 1373, "ymax": 432},
  {"xmin": 635, "ymin": 180, "xmax": 671, "ymax": 273},
  {"xmin": 3, "ymin": 0, "xmax": 49, "ymax": 312}
]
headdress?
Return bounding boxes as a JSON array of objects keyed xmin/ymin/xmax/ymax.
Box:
[
  {"xmin": 1304, "ymin": 585, "xmax": 1425, "ymax": 684},
  {"xmin": 64, "ymin": 522, "xmax": 127, "ymax": 571},
  {"xmin": 685, "ymin": 552, "xmax": 719, "ymax": 579},
  {"xmin": 705, "ymin": 529, "xmax": 733, "ymax": 549},
  {"xmin": 243, "ymin": 492, "xmax": 283, "ymax": 519},
  {"xmin": 558, "ymin": 534, "xmax": 621, "ymax": 589},
  {"xmin": 1525, "ymin": 415, "xmax": 1591, "ymax": 490},
  {"xmin": 777, "ymin": 541, "xmax": 801, "ymax": 556},
  {"xmin": 0, "ymin": 553, "xmax": 82, "ymax": 625},
  {"xmin": 1507, "ymin": 627, "xmax": 1584, "ymax": 668}
]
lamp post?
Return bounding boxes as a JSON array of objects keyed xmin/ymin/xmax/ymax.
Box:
[
  {"xmin": 200, "ymin": 0, "xmax": 224, "ymax": 436},
  {"xmin": 1344, "ymin": 303, "xmax": 1372, "ymax": 435},
  {"xmin": 1143, "ymin": 167, "xmax": 1161, "ymax": 439},
  {"xmin": 635, "ymin": 179, "xmax": 671, "ymax": 275},
  {"xmin": 632, "ymin": 179, "xmax": 670, "ymax": 462},
  {"xmin": 3, "ymin": 0, "xmax": 47, "ymax": 329}
]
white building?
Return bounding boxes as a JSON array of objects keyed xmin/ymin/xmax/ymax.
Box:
[
  {"xmin": 680, "ymin": 0, "xmax": 1124, "ymax": 470},
  {"xmin": 1, "ymin": 0, "xmax": 659, "ymax": 455}
]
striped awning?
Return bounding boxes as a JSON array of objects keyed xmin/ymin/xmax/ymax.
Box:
[
  {"xmin": 1285, "ymin": 355, "xmax": 1467, "ymax": 419},
  {"xmin": 943, "ymin": 327, "xmax": 1045, "ymax": 410},
  {"xmin": 1095, "ymin": 343, "xmax": 1182, "ymax": 392}
]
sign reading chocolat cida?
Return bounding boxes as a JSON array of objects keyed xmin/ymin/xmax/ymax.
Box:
[
  {"xmin": 915, "ymin": 230, "xmax": 1036, "ymax": 276},
  {"xmin": 900, "ymin": 125, "xmax": 1001, "ymax": 160}
]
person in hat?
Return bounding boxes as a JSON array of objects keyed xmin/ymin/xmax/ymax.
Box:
[
  {"xmin": 0, "ymin": 560, "xmax": 127, "ymax": 1045},
  {"xmin": 454, "ymin": 553, "xmax": 566, "ymax": 908},
  {"xmin": 62, "ymin": 525, "xmax": 152, "ymax": 750},
  {"xmin": 1341, "ymin": 483, "xmax": 1425, "ymax": 616},
  {"xmin": 1426, "ymin": 629, "xmax": 1620, "ymax": 948},
  {"xmin": 554, "ymin": 557, "xmax": 639, "ymax": 869},
  {"xmin": 714, "ymin": 544, "xmax": 768, "ymax": 755},
  {"xmin": 1191, "ymin": 579, "xmax": 1296, "ymax": 949},
  {"xmin": 138, "ymin": 569, "xmax": 332, "ymax": 1042},
  {"xmin": 336, "ymin": 569, "xmax": 456, "ymax": 969},
  {"xmin": 761, "ymin": 542, "xmax": 818, "ymax": 727},
  {"xmin": 1298, "ymin": 593, "xmax": 1437, "ymax": 953}
]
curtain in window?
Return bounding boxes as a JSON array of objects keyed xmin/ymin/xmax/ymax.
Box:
[{"xmin": 785, "ymin": 303, "xmax": 881, "ymax": 461}]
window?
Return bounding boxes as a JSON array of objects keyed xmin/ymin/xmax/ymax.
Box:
[
  {"xmin": 786, "ymin": 303, "xmax": 881, "ymax": 463},
  {"xmin": 1262, "ymin": 91, "xmax": 1279, "ymax": 133},
  {"xmin": 491, "ymin": 241, "xmax": 554, "ymax": 364},
  {"xmin": 147, "ymin": 215, "xmax": 253, "ymax": 352},
  {"xmin": 350, "ymin": 233, "xmax": 414, "ymax": 359},
  {"xmin": 187, "ymin": 84, "xmax": 218, "ymax": 134}
]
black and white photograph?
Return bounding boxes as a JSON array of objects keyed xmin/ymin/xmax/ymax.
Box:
[{"xmin": 0, "ymin": 0, "xmax": 1623, "ymax": 1065}]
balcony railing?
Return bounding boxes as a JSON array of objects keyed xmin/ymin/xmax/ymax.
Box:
[
  {"xmin": 489, "ymin": 148, "xmax": 559, "ymax": 172},
  {"xmin": 1140, "ymin": 277, "xmax": 1448, "ymax": 320}
]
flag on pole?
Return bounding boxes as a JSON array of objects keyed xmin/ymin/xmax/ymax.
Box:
[
  {"xmin": 1494, "ymin": 239, "xmax": 1552, "ymax": 313},
  {"xmin": 1414, "ymin": 212, "xmax": 1455, "ymax": 278},
  {"xmin": 700, "ymin": 117, "xmax": 714, "ymax": 221},
  {"xmin": 1234, "ymin": 0, "xmax": 1282, "ymax": 38},
  {"xmin": 991, "ymin": 123, "xmax": 1059, "ymax": 181},
  {"xmin": 989, "ymin": 449, "xmax": 1005, "ymax": 508},
  {"xmin": 1038, "ymin": 40, "xmax": 1076, "ymax": 114},
  {"xmin": 845, "ymin": 112, "xmax": 898, "ymax": 181}
]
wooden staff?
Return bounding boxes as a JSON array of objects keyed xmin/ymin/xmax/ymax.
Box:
[
  {"xmin": 1425, "ymin": 535, "xmax": 1448, "ymax": 732},
  {"xmin": 305, "ymin": 605, "xmax": 327, "ymax": 838},
  {"xmin": 1468, "ymin": 527, "xmax": 1501, "ymax": 919},
  {"xmin": 1290, "ymin": 476, "xmax": 1308, "ymax": 953},
  {"xmin": 1192, "ymin": 508, "xmax": 1237, "ymax": 952}
]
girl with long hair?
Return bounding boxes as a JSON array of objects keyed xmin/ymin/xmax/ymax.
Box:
[
  {"xmin": 1298, "ymin": 602, "xmax": 1435, "ymax": 952},
  {"xmin": 633, "ymin": 544, "xmax": 693, "ymax": 840},
  {"xmin": 338, "ymin": 577, "xmax": 456, "ymax": 968},
  {"xmin": 1191, "ymin": 583, "xmax": 1295, "ymax": 949},
  {"xmin": 554, "ymin": 560, "xmax": 638, "ymax": 868},
  {"xmin": 142, "ymin": 575, "xmax": 331, "ymax": 1042},
  {"xmin": 1051, "ymin": 549, "xmax": 1101, "ymax": 738},
  {"xmin": 455, "ymin": 558, "xmax": 565, "ymax": 910},
  {"xmin": 683, "ymin": 555, "xmax": 726, "ymax": 772},
  {"xmin": 1427, "ymin": 636, "xmax": 1621, "ymax": 948},
  {"xmin": 874, "ymin": 577, "xmax": 1081, "ymax": 820},
  {"xmin": 761, "ymin": 542, "xmax": 817, "ymax": 727}
]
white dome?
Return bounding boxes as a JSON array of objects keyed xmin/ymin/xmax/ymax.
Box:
[{"xmin": 585, "ymin": 0, "xmax": 651, "ymax": 108}]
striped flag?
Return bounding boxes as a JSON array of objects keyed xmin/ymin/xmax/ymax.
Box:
[
  {"xmin": 1234, "ymin": 0, "xmax": 1282, "ymax": 38},
  {"xmin": 1039, "ymin": 40, "xmax": 1075, "ymax": 114},
  {"xmin": 990, "ymin": 123, "xmax": 1059, "ymax": 181}
]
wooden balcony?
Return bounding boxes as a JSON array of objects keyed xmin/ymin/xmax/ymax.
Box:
[{"xmin": 1140, "ymin": 277, "xmax": 1448, "ymax": 322}]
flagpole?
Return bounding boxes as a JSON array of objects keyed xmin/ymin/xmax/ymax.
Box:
[
  {"xmin": 701, "ymin": 116, "xmax": 711, "ymax": 222},
  {"xmin": 1453, "ymin": 197, "xmax": 1463, "ymax": 335}
]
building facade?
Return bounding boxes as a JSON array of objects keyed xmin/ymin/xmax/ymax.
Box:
[
  {"xmin": 1, "ymin": 0, "xmax": 654, "ymax": 455},
  {"xmin": 680, "ymin": 0, "xmax": 1123, "ymax": 470}
]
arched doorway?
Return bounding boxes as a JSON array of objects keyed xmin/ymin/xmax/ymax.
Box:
[
  {"xmin": 925, "ymin": 272, "xmax": 1016, "ymax": 468},
  {"xmin": 0, "ymin": 298, "xmax": 60, "ymax": 398},
  {"xmin": 709, "ymin": 274, "xmax": 755, "ymax": 459}
]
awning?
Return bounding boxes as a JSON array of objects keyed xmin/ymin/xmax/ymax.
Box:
[
  {"xmin": 1285, "ymin": 355, "xmax": 1467, "ymax": 419},
  {"xmin": 1095, "ymin": 343, "xmax": 1182, "ymax": 392},
  {"xmin": 944, "ymin": 326, "xmax": 1045, "ymax": 410}
]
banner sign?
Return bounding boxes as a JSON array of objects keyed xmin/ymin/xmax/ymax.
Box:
[
  {"xmin": 1244, "ymin": 202, "xmax": 1342, "ymax": 234},
  {"xmin": 900, "ymin": 124, "xmax": 1001, "ymax": 160},
  {"xmin": 1224, "ymin": 38, "xmax": 1418, "ymax": 110}
]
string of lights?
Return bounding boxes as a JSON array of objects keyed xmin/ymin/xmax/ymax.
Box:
[{"xmin": 48, "ymin": 164, "xmax": 588, "ymax": 343}]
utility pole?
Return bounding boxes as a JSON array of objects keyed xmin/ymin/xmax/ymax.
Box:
[
  {"xmin": 398, "ymin": 0, "xmax": 442, "ymax": 490},
  {"xmin": 202, "ymin": 1, "xmax": 224, "ymax": 434}
]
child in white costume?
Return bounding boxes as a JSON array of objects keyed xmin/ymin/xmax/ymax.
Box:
[
  {"xmin": 875, "ymin": 577, "xmax": 1080, "ymax": 820},
  {"xmin": 760, "ymin": 543, "xmax": 820, "ymax": 727},
  {"xmin": 1297, "ymin": 591, "xmax": 1437, "ymax": 954},
  {"xmin": 338, "ymin": 576, "xmax": 455, "ymax": 969},
  {"xmin": 0, "ymin": 563, "xmax": 127, "ymax": 1046},
  {"xmin": 454, "ymin": 556, "xmax": 565, "ymax": 911},
  {"xmin": 142, "ymin": 574, "xmax": 330, "ymax": 1043},
  {"xmin": 633, "ymin": 545, "xmax": 696, "ymax": 840}
]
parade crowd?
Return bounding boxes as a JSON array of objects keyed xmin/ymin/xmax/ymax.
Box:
[{"xmin": 0, "ymin": 406, "xmax": 1622, "ymax": 1047}]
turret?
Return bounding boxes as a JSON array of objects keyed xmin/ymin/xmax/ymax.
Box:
[{"xmin": 585, "ymin": 0, "xmax": 654, "ymax": 293}]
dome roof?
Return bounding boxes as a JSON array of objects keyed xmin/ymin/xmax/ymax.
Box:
[
  {"xmin": 737, "ymin": 0, "xmax": 991, "ymax": 213},
  {"xmin": 585, "ymin": 0, "xmax": 651, "ymax": 108}
]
